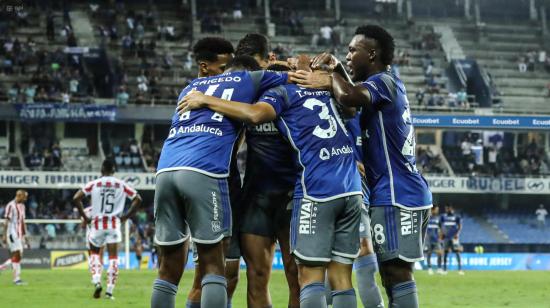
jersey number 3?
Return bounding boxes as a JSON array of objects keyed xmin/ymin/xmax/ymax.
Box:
[{"xmin": 303, "ymin": 98, "xmax": 338, "ymax": 139}]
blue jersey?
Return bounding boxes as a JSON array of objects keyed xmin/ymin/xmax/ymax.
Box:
[
  {"xmin": 440, "ymin": 212, "xmax": 461, "ymax": 238},
  {"xmin": 157, "ymin": 70, "xmax": 288, "ymax": 177},
  {"xmin": 345, "ymin": 112, "xmax": 370, "ymax": 205},
  {"xmin": 345, "ymin": 112, "xmax": 364, "ymax": 163},
  {"xmin": 243, "ymin": 122, "xmax": 296, "ymax": 193},
  {"xmin": 360, "ymin": 71, "xmax": 432, "ymax": 209},
  {"xmin": 427, "ymin": 215, "xmax": 441, "ymax": 242},
  {"xmin": 259, "ymin": 84, "xmax": 362, "ymax": 202}
]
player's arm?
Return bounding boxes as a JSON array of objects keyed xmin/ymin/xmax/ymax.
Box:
[
  {"xmin": 455, "ymin": 217, "xmax": 462, "ymax": 239},
  {"xmin": 177, "ymin": 90, "xmax": 277, "ymax": 125},
  {"xmin": 121, "ymin": 193, "xmax": 142, "ymax": 224},
  {"xmin": 2, "ymin": 217, "xmax": 8, "ymax": 245},
  {"xmin": 72, "ymin": 190, "xmax": 90, "ymax": 224}
]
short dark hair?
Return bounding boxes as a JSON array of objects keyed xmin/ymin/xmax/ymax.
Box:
[
  {"xmin": 227, "ymin": 55, "xmax": 261, "ymax": 71},
  {"xmin": 235, "ymin": 33, "xmax": 270, "ymax": 60},
  {"xmin": 266, "ymin": 63, "xmax": 290, "ymax": 72},
  {"xmin": 192, "ymin": 37, "xmax": 234, "ymax": 63},
  {"xmin": 355, "ymin": 25, "xmax": 395, "ymax": 66},
  {"xmin": 102, "ymin": 159, "xmax": 116, "ymax": 174}
]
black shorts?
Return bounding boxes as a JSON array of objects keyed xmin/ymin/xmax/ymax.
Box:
[{"xmin": 240, "ymin": 189, "xmax": 293, "ymax": 239}]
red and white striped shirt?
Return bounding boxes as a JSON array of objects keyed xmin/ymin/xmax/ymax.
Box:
[
  {"xmin": 81, "ymin": 176, "xmax": 137, "ymax": 230},
  {"xmin": 4, "ymin": 200, "xmax": 26, "ymax": 239}
]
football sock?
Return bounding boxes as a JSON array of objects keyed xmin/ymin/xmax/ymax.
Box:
[
  {"xmin": 355, "ymin": 254, "xmax": 384, "ymax": 308},
  {"xmin": 391, "ymin": 281, "xmax": 418, "ymax": 308},
  {"xmin": 151, "ymin": 279, "xmax": 178, "ymax": 308},
  {"xmin": 0, "ymin": 258, "xmax": 12, "ymax": 270},
  {"xmin": 12, "ymin": 261, "xmax": 21, "ymax": 282},
  {"xmin": 300, "ymin": 282, "xmax": 327, "ymax": 308},
  {"xmin": 324, "ymin": 275, "xmax": 332, "ymax": 306},
  {"xmin": 186, "ymin": 300, "xmax": 200, "ymax": 308},
  {"xmin": 106, "ymin": 257, "xmax": 119, "ymax": 294},
  {"xmin": 90, "ymin": 253, "xmax": 102, "ymax": 284},
  {"xmin": 331, "ymin": 288, "xmax": 357, "ymax": 308},
  {"xmin": 201, "ymin": 274, "xmax": 227, "ymax": 308},
  {"xmin": 456, "ymin": 253, "xmax": 462, "ymax": 270}
]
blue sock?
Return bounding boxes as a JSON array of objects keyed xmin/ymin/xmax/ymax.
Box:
[
  {"xmin": 201, "ymin": 274, "xmax": 227, "ymax": 308},
  {"xmin": 300, "ymin": 282, "xmax": 327, "ymax": 308},
  {"xmin": 355, "ymin": 254, "xmax": 384, "ymax": 308},
  {"xmin": 331, "ymin": 288, "xmax": 357, "ymax": 308},
  {"xmin": 151, "ymin": 279, "xmax": 178, "ymax": 308},
  {"xmin": 186, "ymin": 301, "xmax": 201, "ymax": 308},
  {"xmin": 391, "ymin": 280, "xmax": 418, "ymax": 308}
]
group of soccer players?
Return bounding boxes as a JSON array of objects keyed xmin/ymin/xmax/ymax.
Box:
[{"xmin": 151, "ymin": 23, "xmax": 432, "ymax": 308}]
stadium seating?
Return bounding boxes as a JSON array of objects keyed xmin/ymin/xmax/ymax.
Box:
[{"xmin": 452, "ymin": 21, "xmax": 550, "ymax": 113}]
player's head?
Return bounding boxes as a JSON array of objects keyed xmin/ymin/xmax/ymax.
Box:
[
  {"xmin": 192, "ymin": 37, "xmax": 235, "ymax": 77},
  {"xmin": 235, "ymin": 33, "xmax": 275, "ymax": 69},
  {"xmin": 266, "ymin": 63, "xmax": 291, "ymax": 72},
  {"xmin": 446, "ymin": 205, "xmax": 454, "ymax": 214},
  {"xmin": 225, "ymin": 55, "xmax": 262, "ymax": 72},
  {"xmin": 540, "ymin": 204, "xmax": 545, "ymax": 209},
  {"xmin": 431, "ymin": 206, "xmax": 439, "ymax": 216},
  {"xmin": 101, "ymin": 159, "xmax": 116, "ymax": 176},
  {"xmin": 15, "ymin": 189, "xmax": 28, "ymax": 203},
  {"xmin": 346, "ymin": 25, "xmax": 395, "ymax": 82}
]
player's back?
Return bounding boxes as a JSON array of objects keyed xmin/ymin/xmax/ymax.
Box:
[
  {"xmin": 157, "ymin": 70, "xmax": 288, "ymax": 178},
  {"xmin": 4, "ymin": 200, "xmax": 25, "ymax": 237},
  {"xmin": 243, "ymin": 121, "xmax": 296, "ymax": 193},
  {"xmin": 261, "ymin": 84, "xmax": 361, "ymax": 201},
  {"xmin": 360, "ymin": 71, "xmax": 432, "ymax": 208},
  {"xmin": 82, "ymin": 176, "xmax": 137, "ymax": 228}
]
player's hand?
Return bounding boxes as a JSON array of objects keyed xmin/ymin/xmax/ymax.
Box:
[
  {"xmin": 357, "ymin": 161, "xmax": 366, "ymax": 178},
  {"xmin": 83, "ymin": 215, "xmax": 91, "ymax": 225},
  {"xmin": 177, "ymin": 90, "xmax": 208, "ymax": 115},
  {"xmin": 290, "ymin": 70, "xmax": 332, "ymax": 90},
  {"xmin": 311, "ymin": 52, "xmax": 339, "ymax": 71}
]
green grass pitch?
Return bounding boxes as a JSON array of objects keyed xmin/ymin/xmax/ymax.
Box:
[{"xmin": 1, "ymin": 269, "xmax": 550, "ymax": 307}]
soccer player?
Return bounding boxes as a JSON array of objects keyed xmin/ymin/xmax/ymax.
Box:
[
  {"xmin": 292, "ymin": 25, "xmax": 433, "ymax": 307},
  {"xmin": 150, "ymin": 56, "xmax": 292, "ymax": 308},
  {"xmin": 178, "ymin": 59, "xmax": 362, "ymax": 308},
  {"xmin": 234, "ymin": 33, "xmax": 300, "ymax": 308},
  {"xmin": 182, "ymin": 36, "xmax": 239, "ymax": 308},
  {"xmin": 424, "ymin": 206, "xmax": 443, "ymax": 275},
  {"xmin": 0, "ymin": 189, "xmax": 28, "ymax": 285},
  {"xmin": 440, "ymin": 205, "xmax": 464, "ymax": 275},
  {"xmin": 74, "ymin": 159, "xmax": 142, "ymax": 299},
  {"xmin": 345, "ymin": 113, "xmax": 385, "ymax": 308}
]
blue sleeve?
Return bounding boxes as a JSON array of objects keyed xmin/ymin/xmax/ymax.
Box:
[
  {"xmin": 258, "ymin": 71, "xmax": 289, "ymax": 93},
  {"xmin": 258, "ymin": 85, "xmax": 288, "ymax": 116},
  {"xmin": 360, "ymin": 74, "xmax": 394, "ymax": 108}
]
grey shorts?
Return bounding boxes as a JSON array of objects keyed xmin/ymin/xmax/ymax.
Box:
[
  {"xmin": 369, "ymin": 206, "xmax": 430, "ymax": 263},
  {"xmin": 424, "ymin": 238, "xmax": 442, "ymax": 252},
  {"xmin": 240, "ymin": 190, "xmax": 293, "ymax": 239},
  {"xmin": 290, "ymin": 195, "xmax": 362, "ymax": 265},
  {"xmin": 359, "ymin": 204, "xmax": 372, "ymax": 239},
  {"xmin": 154, "ymin": 170, "xmax": 232, "ymax": 246}
]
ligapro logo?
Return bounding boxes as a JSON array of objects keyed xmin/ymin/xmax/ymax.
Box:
[
  {"xmin": 122, "ymin": 175, "xmax": 141, "ymax": 187},
  {"xmin": 526, "ymin": 180, "xmax": 545, "ymax": 192}
]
